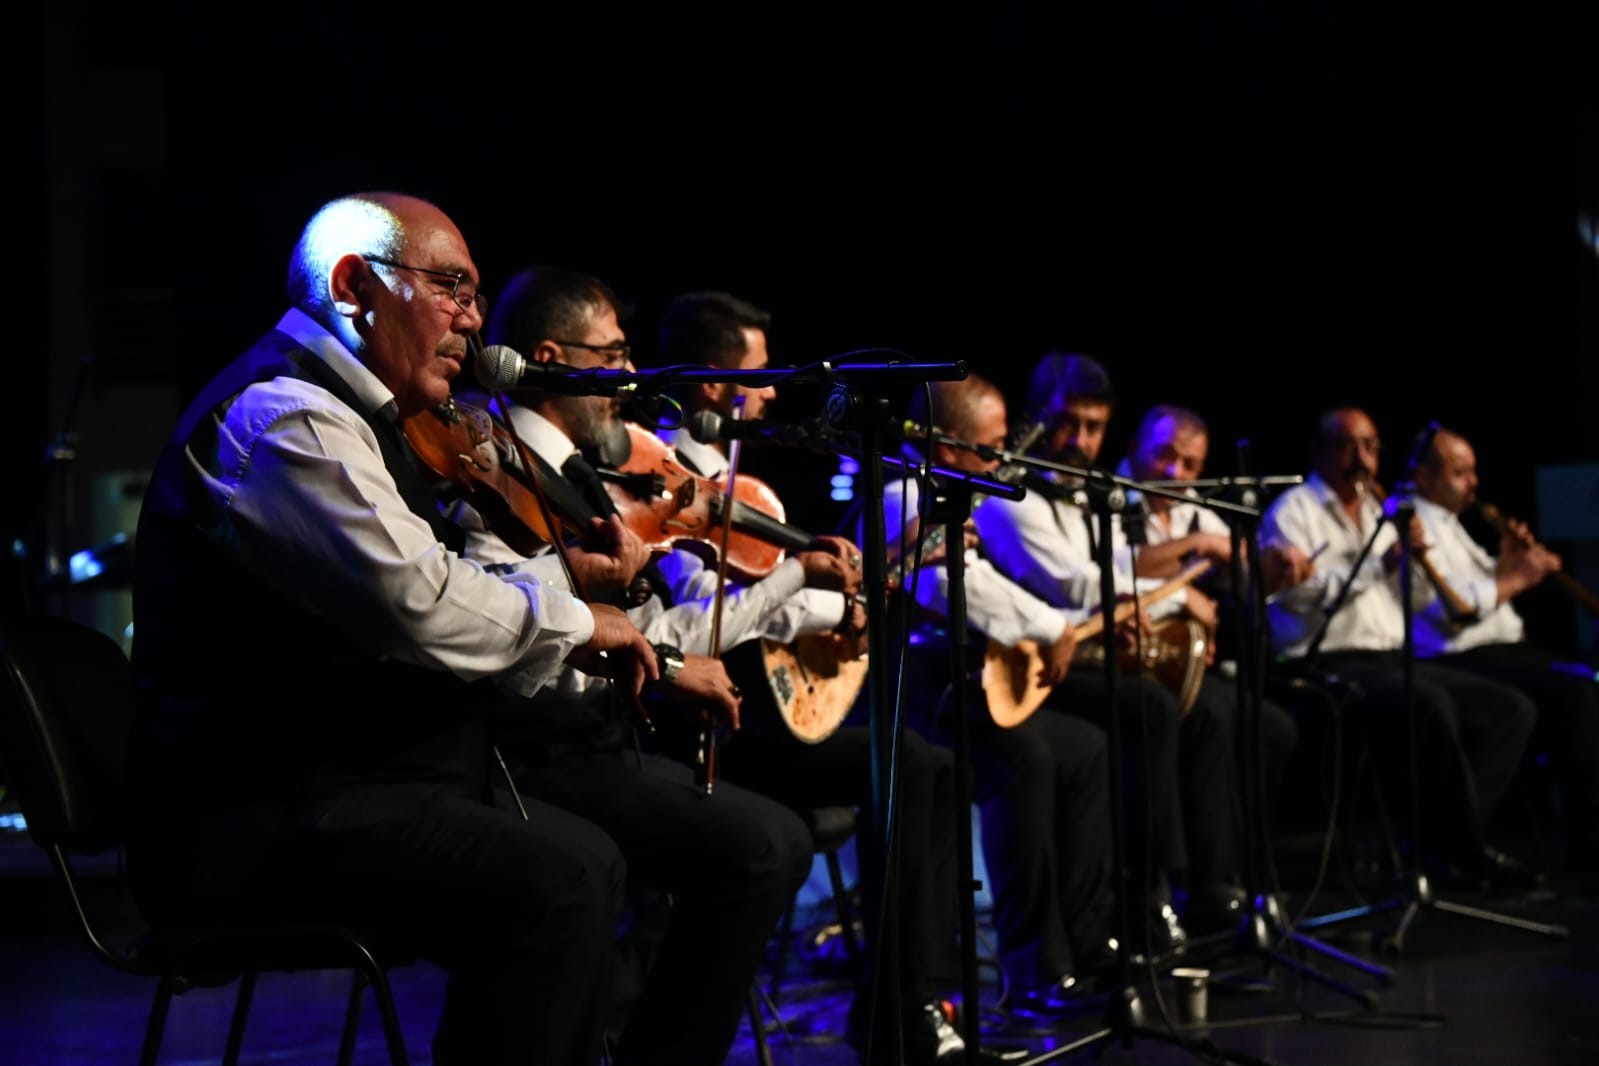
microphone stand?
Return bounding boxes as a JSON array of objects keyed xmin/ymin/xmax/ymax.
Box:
[
  {"xmin": 1160, "ymin": 466, "xmax": 1394, "ymax": 1008},
  {"xmin": 820, "ymin": 368, "xmax": 965, "ymax": 1066},
  {"xmin": 1289, "ymin": 495, "xmax": 1570, "ymax": 950},
  {"xmin": 880, "ymin": 453, "xmax": 1026, "ymax": 1059}
]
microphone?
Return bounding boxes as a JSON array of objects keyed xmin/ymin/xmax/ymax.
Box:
[
  {"xmin": 688, "ymin": 409, "xmax": 836, "ymax": 446},
  {"xmin": 476, "ymin": 344, "xmax": 638, "ymax": 396}
]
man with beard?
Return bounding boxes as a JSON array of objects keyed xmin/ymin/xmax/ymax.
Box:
[{"xmin": 458, "ymin": 266, "xmax": 816, "ymax": 1066}]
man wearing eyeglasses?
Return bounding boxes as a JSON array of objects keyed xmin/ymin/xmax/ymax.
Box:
[
  {"xmin": 462, "ymin": 266, "xmax": 831, "ymax": 1066},
  {"xmin": 128, "ymin": 193, "xmax": 657, "ymax": 1066}
]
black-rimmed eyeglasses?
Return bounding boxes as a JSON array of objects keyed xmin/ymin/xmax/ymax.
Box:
[
  {"xmin": 553, "ymin": 340, "xmax": 632, "ymax": 365},
  {"xmin": 365, "ymin": 256, "xmax": 482, "ymax": 314}
]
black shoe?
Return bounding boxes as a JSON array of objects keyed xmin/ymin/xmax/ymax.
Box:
[
  {"xmin": 1012, "ymin": 974, "xmax": 1089, "ymax": 1022},
  {"xmin": 1119, "ymin": 901, "xmax": 1187, "ymax": 961},
  {"xmin": 1074, "ymin": 936, "xmax": 1122, "ymax": 984},
  {"xmin": 883, "ymin": 1000, "xmax": 1031, "ymax": 1065},
  {"xmin": 1183, "ymin": 880, "xmax": 1249, "ymax": 937},
  {"xmin": 847, "ymin": 1000, "xmax": 972, "ymax": 1065},
  {"xmin": 1451, "ymin": 845, "xmax": 1546, "ymax": 892}
]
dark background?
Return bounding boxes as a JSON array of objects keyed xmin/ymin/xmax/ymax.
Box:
[{"xmin": 18, "ymin": 3, "xmax": 1599, "ymax": 652}]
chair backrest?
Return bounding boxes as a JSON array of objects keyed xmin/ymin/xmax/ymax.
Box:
[{"xmin": 0, "ymin": 615, "xmax": 137, "ymax": 856}]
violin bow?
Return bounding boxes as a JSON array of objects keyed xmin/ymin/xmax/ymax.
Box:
[{"xmin": 701, "ymin": 394, "xmax": 748, "ymax": 795}]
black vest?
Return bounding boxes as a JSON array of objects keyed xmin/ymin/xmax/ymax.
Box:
[{"xmin": 131, "ymin": 328, "xmax": 495, "ymax": 841}]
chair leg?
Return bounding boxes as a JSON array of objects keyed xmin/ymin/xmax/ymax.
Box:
[
  {"xmin": 825, "ymin": 851, "xmax": 862, "ymax": 968},
  {"xmin": 766, "ymin": 900, "xmax": 796, "ymax": 1002},
  {"xmin": 222, "ymin": 972, "xmax": 257, "ymax": 1066},
  {"xmin": 338, "ymin": 970, "xmax": 368, "ymax": 1066},
  {"xmin": 747, "ymin": 984, "xmax": 774, "ymax": 1066},
  {"xmin": 367, "ymin": 967, "xmax": 412, "ymax": 1066},
  {"xmin": 140, "ymin": 977, "xmax": 175, "ymax": 1066}
]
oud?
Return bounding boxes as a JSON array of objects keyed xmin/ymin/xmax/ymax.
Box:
[{"xmin": 981, "ymin": 559, "xmax": 1213, "ymax": 727}]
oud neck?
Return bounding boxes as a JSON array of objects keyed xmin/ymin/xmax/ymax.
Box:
[{"xmin": 1074, "ymin": 559, "xmax": 1212, "ymax": 641}]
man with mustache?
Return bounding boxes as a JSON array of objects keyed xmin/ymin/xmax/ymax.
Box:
[{"xmin": 1261, "ymin": 407, "xmax": 1541, "ymax": 890}]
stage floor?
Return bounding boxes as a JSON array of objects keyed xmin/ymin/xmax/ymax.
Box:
[{"xmin": 2, "ymin": 821, "xmax": 1596, "ymax": 1065}]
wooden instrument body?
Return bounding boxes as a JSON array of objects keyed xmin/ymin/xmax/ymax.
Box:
[
  {"xmin": 605, "ymin": 425, "xmax": 865, "ymax": 743},
  {"xmin": 981, "ymin": 560, "xmax": 1212, "ymax": 727}
]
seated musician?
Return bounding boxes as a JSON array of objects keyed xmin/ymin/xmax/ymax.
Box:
[
  {"xmin": 128, "ymin": 193, "xmax": 658, "ymax": 1066},
  {"xmin": 455, "ymin": 265, "xmax": 814, "ymax": 1066},
  {"xmin": 464, "ymin": 270, "xmax": 1014, "ymax": 1065},
  {"xmin": 1111, "ymin": 402, "xmax": 1301, "ymax": 928},
  {"xmin": 872, "ymin": 373, "xmax": 1122, "ymax": 1019},
  {"xmin": 641, "ymin": 290, "xmax": 1026, "ymax": 1064}
]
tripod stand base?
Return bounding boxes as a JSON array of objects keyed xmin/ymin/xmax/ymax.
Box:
[
  {"xmin": 1015, "ymin": 984, "xmax": 1282, "ymax": 1066},
  {"xmin": 1183, "ymin": 894, "xmax": 1388, "ymax": 1012},
  {"xmin": 1295, "ymin": 869, "xmax": 1570, "ymax": 955}
]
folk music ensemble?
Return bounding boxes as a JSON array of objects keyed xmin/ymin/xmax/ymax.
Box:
[{"xmin": 124, "ymin": 192, "xmax": 1598, "ymax": 1066}]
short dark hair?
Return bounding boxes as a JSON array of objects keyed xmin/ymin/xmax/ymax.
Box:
[
  {"xmin": 1027, "ymin": 352, "xmax": 1114, "ymax": 424},
  {"xmin": 484, "ymin": 266, "xmax": 625, "ymax": 354},
  {"xmin": 656, "ymin": 291, "xmax": 772, "ymax": 368},
  {"xmin": 1132, "ymin": 403, "xmax": 1207, "ymax": 446},
  {"xmin": 906, "ymin": 375, "xmax": 1002, "ymax": 441}
]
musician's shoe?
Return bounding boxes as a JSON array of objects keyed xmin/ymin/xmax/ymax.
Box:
[
  {"xmin": 1117, "ymin": 901, "xmax": 1187, "ymax": 963},
  {"xmin": 1182, "ymin": 880, "xmax": 1250, "ymax": 937},
  {"xmin": 1449, "ymin": 845, "xmax": 1546, "ymax": 893},
  {"xmin": 848, "ymin": 999, "xmax": 1030, "ymax": 1064}
]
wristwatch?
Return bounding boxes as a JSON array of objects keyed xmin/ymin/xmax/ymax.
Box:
[{"xmin": 652, "ymin": 643, "xmax": 685, "ymax": 684}]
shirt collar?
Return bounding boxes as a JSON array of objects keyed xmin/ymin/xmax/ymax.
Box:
[
  {"xmin": 499, "ymin": 404, "xmax": 578, "ymax": 471},
  {"xmin": 666, "ymin": 425, "xmax": 727, "ymax": 478},
  {"xmin": 275, "ymin": 308, "xmax": 398, "ymax": 422}
]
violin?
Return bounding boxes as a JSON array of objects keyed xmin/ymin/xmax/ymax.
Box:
[
  {"xmin": 400, "ymin": 397, "xmax": 602, "ymax": 558},
  {"xmin": 599, "ymin": 423, "xmax": 827, "ymax": 581}
]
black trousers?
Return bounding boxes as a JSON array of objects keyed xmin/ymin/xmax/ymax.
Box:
[
  {"xmin": 135, "ymin": 780, "xmax": 625, "ymax": 1066},
  {"xmin": 1182, "ymin": 673, "xmax": 1301, "ymax": 890},
  {"xmin": 1313, "ymin": 650, "xmax": 1538, "ymax": 859},
  {"xmin": 1050, "ymin": 670, "xmax": 1186, "ymax": 891},
  {"xmin": 893, "ymin": 635, "xmax": 1115, "ymax": 991},
  {"xmin": 511, "ymin": 746, "xmax": 813, "ymax": 1066},
  {"xmin": 933, "ymin": 680, "xmax": 1112, "ymax": 992},
  {"xmin": 717, "ymin": 724, "xmax": 963, "ymax": 1010},
  {"xmin": 1434, "ymin": 642, "xmax": 1599, "ymax": 862}
]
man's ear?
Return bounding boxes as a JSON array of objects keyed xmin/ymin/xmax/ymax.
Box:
[
  {"xmin": 532, "ymin": 340, "xmax": 564, "ymax": 366},
  {"xmin": 697, "ymin": 381, "xmax": 722, "ymax": 409},
  {"xmin": 329, "ymin": 254, "xmax": 369, "ymax": 317}
]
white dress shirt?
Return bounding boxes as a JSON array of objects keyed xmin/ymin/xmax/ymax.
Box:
[
  {"xmin": 1114, "ymin": 458, "xmax": 1233, "ymax": 546},
  {"xmin": 1411, "ymin": 496, "xmax": 1525, "ymax": 655},
  {"xmin": 206, "ymin": 309, "xmax": 595, "ymax": 699},
  {"xmin": 661, "ymin": 425, "xmax": 850, "ymax": 642},
  {"xmin": 1258, "ymin": 472, "xmax": 1403, "ymax": 658},
  {"xmin": 973, "ymin": 476, "xmax": 1190, "ymax": 622},
  {"xmin": 878, "ymin": 476, "xmax": 1081, "ymax": 647}
]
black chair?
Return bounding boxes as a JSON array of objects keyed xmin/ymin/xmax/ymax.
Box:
[
  {"xmin": 766, "ymin": 803, "xmax": 864, "ymax": 1001},
  {"xmin": 0, "ymin": 615, "xmax": 412, "ymax": 1066},
  {"xmin": 745, "ymin": 803, "xmax": 864, "ymax": 1066}
]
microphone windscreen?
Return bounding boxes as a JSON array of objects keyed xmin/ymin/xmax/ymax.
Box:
[
  {"xmin": 476, "ymin": 345, "xmax": 525, "ymax": 391},
  {"xmin": 688, "ymin": 410, "xmax": 723, "ymax": 445}
]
